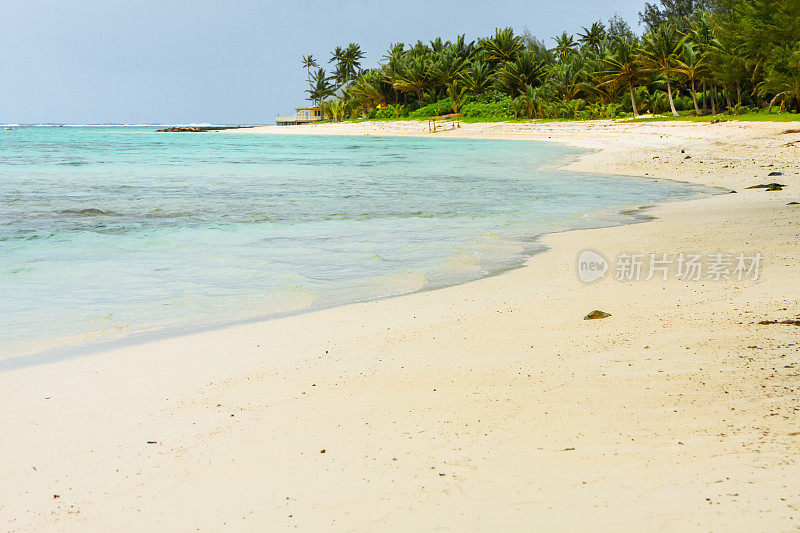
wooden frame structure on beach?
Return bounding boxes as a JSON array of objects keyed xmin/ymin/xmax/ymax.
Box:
[{"xmin": 428, "ymin": 114, "xmax": 462, "ymax": 133}]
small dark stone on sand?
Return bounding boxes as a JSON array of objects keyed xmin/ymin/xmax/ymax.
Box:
[
  {"xmin": 684, "ymin": 155, "xmax": 691, "ymax": 159},
  {"xmin": 320, "ymin": 449, "xmax": 326, "ymax": 454},
  {"xmin": 768, "ymin": 171, "xmax": 783, "ymax": 176},
  {"xmin": 147, "ymin": 441, "xmax": 157, "ymax": 444},
  {"xmin": 53, "ymin": 494, "xmax": 60, "ymax": 499},
  {"xmin": 439, "ymin": 473, "xmax": 446, "ymax": 476},
  {"xmin": 584, "ymin": 310, "xmax": 611, "ymax": 320},
  {"xmin": 766, "ymin": 184, "xmax": 783, "ymax": 191},
  {"xmin": 729, "ymin": 190, "xmax": 737, "ymax": 194},
  {"xmin": 788, "ymin": 202, "xmax": 799, "ymax": 205}
]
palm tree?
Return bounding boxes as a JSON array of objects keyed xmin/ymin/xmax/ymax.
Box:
[
  {"xmin": 687, "ymin": 13, "xmax": 718, "ymax": 113},
  {"xmin": 348, "ymin": 70, "xmax": 386, "ymax": 111},
  {"xmin": 301, "ymin": 55, "xmax": 317, "ymax": 83},
  {"xmin": 447, "ymin": 83, "xmax": 468, "ymax": 114},
  {"xmin": 430, "ymin": 49, "xmax": 467, "ymax": 90},
  {"xmin": 459, "ymin": 61, "xmax": 493, "ymax": 95},
  {"xmin": 329, "ymin": 46, "xmax": 346, "ymax": 84},
  {"xmin": 758, "ymin": 44, "xmax": 800, "ymax": 112},
  {"xmin": 342, "ymin": 43, "xmax": 365, "ymax": 81},
  {"xmin": 599, "ymin": 37, "xmax": 643, "ymax": 116},
  {"xmin": 494, "ymin": 51, "xmax": 547, "ymax": 97},
  {"xmin": 480, "ymin": 27, "xmax": 524, "ymax": 64},
  {"xmin": 639, "ymin": 24, "xmax": 685, "ymax": 116},
  {"xmin": 392, "ymin": 56, "xmax": 431, "ymax": 105},
  {"xmin": 552, "ymin": 31, "xmax": 578, "ymax": 62},
  {"xmin": 306, "ymin": 68, "xmax": 335, "ymax": 106},
  {"xmin": 548, "ymin": 56, "xmax": 586, "ymax": 102},
  {"xmin": 578, "ymin": 22, "xmax": 607, "ymax": 54},
  {"xmin": 675, "ymin": 42, "xmax": 708, "ymax": 114},
  {"xmin": 452, "ymin": 34, "xmax": 478, "ymax": 62}
]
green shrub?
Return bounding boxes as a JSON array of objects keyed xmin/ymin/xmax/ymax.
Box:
[
  {"xmin": 371, "ymin": 107, "xmax": 396, "ymax": 119},
  {"xmin": 409, "ymin": 97, "xmax": 460, "ymax": 118},
  {"xmin": 461, "ymin": 100, "xmax": 513, "ymax": 118},
  {"xmin": 473, "ymin": 90, "xmax": 508, "ymax": 104}
]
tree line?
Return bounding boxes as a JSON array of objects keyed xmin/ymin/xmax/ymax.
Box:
[{"xmin": 300, "ymin": 0, "xmax": 800, "ymax": 121}]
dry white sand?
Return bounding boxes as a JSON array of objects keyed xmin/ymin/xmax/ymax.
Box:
[{"xmin": 2, "ymin": 119, "xmax": 800, "ymax": 531}]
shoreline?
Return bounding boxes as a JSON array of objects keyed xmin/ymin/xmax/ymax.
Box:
[
  {"xmin": 2, "ymin": 120, "xmax": 800, "ymax": 530},
  {"xmin": 0, "ymin": 139, "xmax": 720, "ymax": 373}
]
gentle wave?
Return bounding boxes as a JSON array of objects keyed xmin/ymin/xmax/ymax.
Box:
[{"xmin": 0, "ymin": 128, "xmax": 713, "ymax": 363}]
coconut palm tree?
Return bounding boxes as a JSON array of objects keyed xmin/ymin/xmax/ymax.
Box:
[
  {"xmin": 306, "ymin": 68, "xmax": 335, "ymax": 106},
  {"xmin": 758, "ymin": 43, "xmax": 800, "ymax": 112},
  {"xmin": 548, "ymin": 56, "xmax": 586, "ymax": 102},
  {"xmin": 348, "ymin": 70, "xmax": 386, "ymax": 111},
  {"xmin": 687, "ymin": 13, "xmax": 718, "ymax": 112},
  {"xmin": 578, "ymin": 22, "xmax": 607, "ymax": 54},
  {"xmin": 342, "ymin": 43, "xmax": 365, "ymax": 81},
  {"xmin": 639, "ymin": 24, "xmax": 685, "ymax": 116},
  {"xmin": 329, "ymin": 46, "xmax": 346, "ymax": 84},
  {"xmin": 598, "ymin": 37, "xmax": 644, "ymax": 116},
  {"xmin": 494, "ymin": 50, "xmax": 547, "ymax": 97},
  {"xmin": 452, "ymin": 34, "xmax": 478, "ymax": 62},
  {"xmin": 392, "ymin": 56, "xmax": 431, "ymax": 105},
  {"xmin": 447, "ymin": 83, "xmax": 469, "ymax": 114},
  {"xmin": 430, "ymin": 48, "xmax": 467, "ymax": 91},
  {"xmin": 459, "ymin": 61, "xmax": 493, "ymax": 95},
  {"xmin": 675, "ymin": 42, "xmax": 708, "ymax": 114},
  {"xmin": 552, "ymin": 31, "xmax": 578, "ymax": 62},
  {"xmin": 480, "ymin": 27, "xmax": 524, "ymax": 64},
  {"xmin": 301, "ymin": 55, "xmax": 318, "ymax": 83}
]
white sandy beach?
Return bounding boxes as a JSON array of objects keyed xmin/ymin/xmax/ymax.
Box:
[{"xmin": 2, "ymin": 119, "xmax": 800, "ymax": 531}]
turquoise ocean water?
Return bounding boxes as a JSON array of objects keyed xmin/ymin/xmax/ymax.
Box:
[{"xmin": 0, "ymin": 127, "xmax": 710, "ymax": 363}]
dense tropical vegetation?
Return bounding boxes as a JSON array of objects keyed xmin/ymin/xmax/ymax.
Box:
[{"xmin": 300, "ymin": 0, "xmax": 800, "ymax": 121}]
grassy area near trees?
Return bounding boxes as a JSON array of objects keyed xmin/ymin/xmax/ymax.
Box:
[{"xmin": 300, "ymin": 0, "xmax": 800, "ymax": 122}]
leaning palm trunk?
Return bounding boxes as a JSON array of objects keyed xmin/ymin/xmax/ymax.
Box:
[
  {"xmin": 767, "ymin": 92, "xmax": 786, "ymax": 113},
  {"xmin": 665, "ymin": 73, "xmax": 679, "ymax": 117},
  {"xmin": 628, "ymin": 83, "xmax": 639, "ymax": 116},
  {"xmin": 690, "ymin": 78, "xmax": 700, "ymax": 115}
]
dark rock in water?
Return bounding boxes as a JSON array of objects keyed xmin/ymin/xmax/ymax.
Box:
[
  {"xmin": 746, "ymin": 183, "xmax": 786, "ymax": 189},
  {"xmin": 584, "ymin": 310, "xmax": 611, "ymax": 320},
  {"xmin": 156, "ymin": 126, "xmax": 202, "ymax": 133},
  {"xmin": 768, "ymin": 171, "xmax": 783, "ymax": 176},
  {"xmin": 60, "ymin": 208, "xmax": 113, "ymax": 216}
]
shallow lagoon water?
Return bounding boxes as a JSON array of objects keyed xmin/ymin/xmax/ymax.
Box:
[{"xmin": 0, "ymin": 127, "xmax": 710, "ymax": 361}]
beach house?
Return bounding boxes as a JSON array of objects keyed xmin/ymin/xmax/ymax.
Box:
[{"xmin": 276, "ymin": 106, "xmax": 322, "ymax": 126}]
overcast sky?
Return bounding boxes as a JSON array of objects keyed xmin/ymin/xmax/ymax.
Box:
[{"xmin": 0, "ymin": 0, "xmax": 645, "ymax": 125}]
